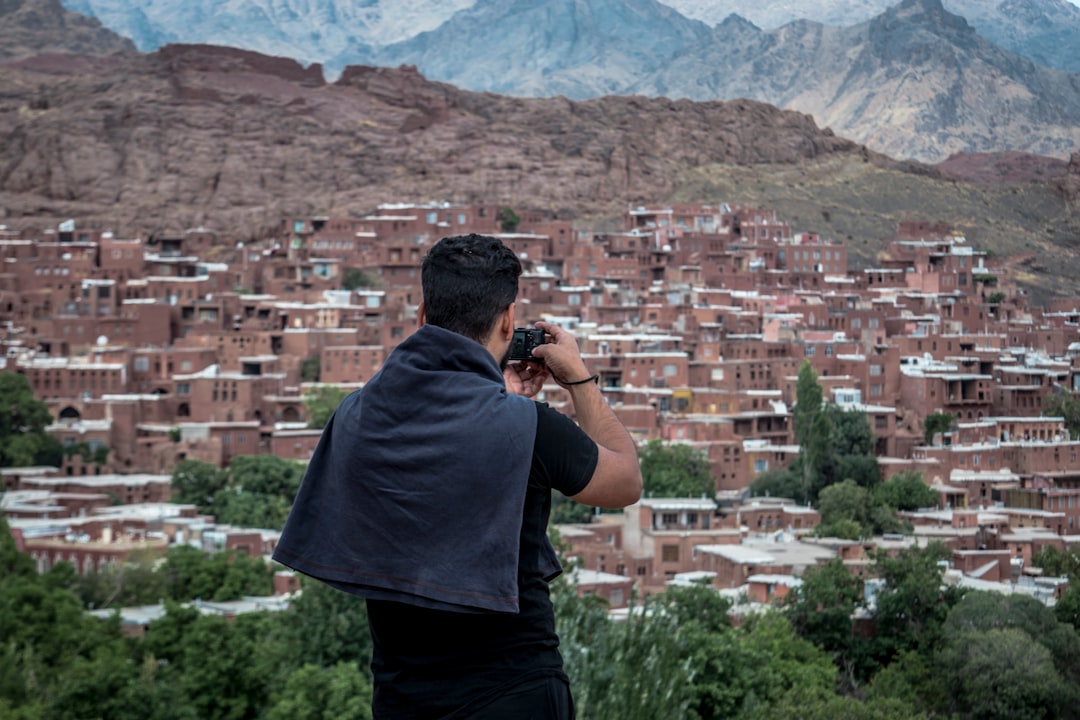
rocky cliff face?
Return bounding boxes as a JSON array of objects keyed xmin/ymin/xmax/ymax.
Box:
[
  {"xmin": 662, "ymin": 0, "xmax": 1080, "ymax": 72},
  {"xmin": 0, "ymin": 0, "xmax": 135, "ymax": 60},
  {"xmin": 0, "ymin": 44, "xmax": 876, "ymax": 239},
  {"xmin": 337, "ymin": 0, "xmax": 1080, "ymax": 163}
]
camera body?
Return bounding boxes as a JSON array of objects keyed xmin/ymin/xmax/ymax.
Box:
[{"xmin": 509, "ymin": 327, "xmax": 546, "ymax": 361}]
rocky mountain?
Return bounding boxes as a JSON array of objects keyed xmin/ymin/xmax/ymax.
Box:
[
  {"xmin": 0, "ymin": 0, "xmax": 135, "ymax": 61},
  {"xmin": 58, "ymin": 0, "xmax": 473, "ymax": 62},
  {"xmin": 341, "ymin": 0, "xmax": 715, "ymax": 98},
  {"xmin": 634, "ymin": 0, "xmax": 1080, "ymax": 162},
  {"xmin": 662, "ymin": 0, "xmax": 1080, "ymax": 72},
  {"xmin": 57, "ymin": 0, "xmax": 1080, "ymax": 74},
  {"xmin": 354, "ymin": 0, "xmax": 1080, "ymax": 163},
  {"xmin": 0, "ymin": 42, "xmax": 876, "ymax": 239},
  {"xmin": 3, "ymin": 0, "xmax": 1079, "ymax": 299},
  {"xmin": 46, "ymin": 0, "xmax": 1080, "ymax": 163}
]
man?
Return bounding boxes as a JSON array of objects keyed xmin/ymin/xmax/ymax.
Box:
[{"xmin": 273, "ymin": 233, "xmax": 642, "ymax": 719}]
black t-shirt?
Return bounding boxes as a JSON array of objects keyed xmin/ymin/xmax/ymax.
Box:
[{"xmin": 366, "ymin": 402, "xmax": 599, "ymax": 719}]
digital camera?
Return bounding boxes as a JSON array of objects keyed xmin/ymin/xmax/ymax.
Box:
[{"xmin": 509, "ymin": 327, "xmax": 546, "ymax": 361}]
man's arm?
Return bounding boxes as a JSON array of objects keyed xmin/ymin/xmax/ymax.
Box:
[{"xmin": 532, "ymin": 321, "xmax": 642, "ymax": 509}]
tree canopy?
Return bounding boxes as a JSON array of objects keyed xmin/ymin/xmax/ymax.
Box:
[
  {"xmin": 1044, "ymin": 388, "xmax": 1080, "ymax": 440},
  {"xmin": 169, "ymin": 455, "xmax": 305, "ymax": 529},
  {"xmin": 305, "ymin": 385, "xmax": 350, "ymax": 429},
  {"xmin": 6, "ymin": 530, "xmax": 1080, "ymax": 720},
  {"xmin": 0, "ymin": 371, "xmax": 63, "ymax": 468},
  {"xmin": 638, "ymin": 439, "xmax": 714, "ymax": 498}
]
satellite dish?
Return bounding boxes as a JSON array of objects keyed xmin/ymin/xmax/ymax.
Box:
[{"xmin": 96, "ymin": 335, "xmax": 108, "ymax": 346}]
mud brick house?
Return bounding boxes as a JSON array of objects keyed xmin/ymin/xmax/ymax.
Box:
[{"xmin": 6, "ymin": 204, "xmax": 1080, "ymax": 608}]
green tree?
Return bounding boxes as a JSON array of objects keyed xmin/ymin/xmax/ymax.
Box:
[
  {"xmin": 550, "ymin": 493, "xmax": 594, "ymax": 525},
  {"xmin": 865, "ymin": 650, "xmax": 947, "ymax": 717},
  {"xmin": 874, "ymin": 471, "xmax": 938, "ymax": 512},
  {"xmin": 497, "ymin": 207, "xmax": 521, "ymax": 232},
  {"xmin": 1044, "ymin": 388, "xmax": 1080, "ymax": 440},
  {"xmin": 922, "ymin": 412, "xmax": 955, "ymax": 445},
  {"xmin": 226, "ymin": 454, "xmax": 305, "ymax": 498},
  {"xmin": 257, "ymin": 579, "xmax": 373, "ymax": 686},
  {"xmin": 943, "ymin": 591, "xmax": 1080, "ymax": 688},
  {"xmin": 835, "ymin": 453, "xmax": 882, "ymax": 491},
  {"xmin": 749, "ymin": 466, "xmax": 803, "ymax": 503},
  {"xmin": 731, "ymin": 611, "xmax": 840, "ymax": 717},
  {"xmin": 785, "ymin": 558, "xmax": 863, "ymax": 674},
  {"xmin": 1032, "ymin": 546, "xmax": 1080, "ymax": 577},
  {"xmin": 211, "ymin": 454, "xmax": 306, "ymax": 529},
  {"xmin": 869, "ymin": 543, "xmax": 959, "ymax": 667},
  {"xmin": 341, "ymin": 267, "xmax": 379, "ymax": 291},
  {"xmin": 170, "ymin": 459, "xmax": 226, "ymax": 511},
  {"xmin": 63, "ymin": 441, "xmax": 92, "ymax": 463},
  {"xmin": 72, "ymin": 547, "xmax": 166, "ymax": 610},
  {"xmin": 937, "ymin": 628, "xmax": 1072, "ymax": 720},
  {"xmin": 158, "ymin": 545, "xmax": 272, "ymax": 602},
  {"xmin": 825, "ymin": 405, "xmax": 875, "ymax": 457},
  {"xmin": 1055, "ymin": 585, "xmax": 1080, "ymax": 630},
  {"xmin": 0, "ymin": 371, "xmax": 62, "ymax": 468},
  {"xmin": 555, "ymin": 586, "xmax": 696, "ymax": 720},
  {"xmin": 268, "ymin": 663, "xmax": 372, "ymax": 720},
  {"xmin": 638, "ymin": 439, "xmax": 714, "ymax": 498},
  {"xmin": 0, "ymin": 515, "xmax": 35, "ymax": 580},
  {"xmin": 144, "ymin": 606, "xmax": 274, "ymax": 720},
  {"xmin": 300, "ymin": 356, "xmax": 321, "ymax": 383},
  {"xmin": 816, "ymin": 480, "xmax": 874, "ymax": 539},
  {"xmin": 793, "ymin": 361, "xmax": 834, "ymax": 503},
  {"xmin": 305, "ymin": 385, "xmax": 350, "ymax": 430}
]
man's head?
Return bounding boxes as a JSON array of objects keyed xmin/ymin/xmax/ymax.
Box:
[{"xmin": 421, "ymin": 234, "xmax": 522, "ymax": 345}]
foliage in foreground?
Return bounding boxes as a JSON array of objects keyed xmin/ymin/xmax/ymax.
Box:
[{"xmin": 6, "ymin": 510, "xmax": 1080, "ymax": 720}]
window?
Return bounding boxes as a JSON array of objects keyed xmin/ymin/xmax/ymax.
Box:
[
  {"xmin": 870, "ymin": 364, "xmax": 883, "ymax": 376},
  {"xmin": 176, "ymin": 383, "xmax": 190, "ymax": 395},
  {"xmin": 753, "ymin": 459, "xmax": 768, "ymax": 474},
  {"xmin": 662, "ymin": 545, "xmax": 679, "ymax": 563},
  {"xmin": 662, "ymin": 513, "xmax": 678, "ymax": 525}
]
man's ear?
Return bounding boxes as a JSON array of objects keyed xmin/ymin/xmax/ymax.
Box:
[
  {"xmin": 501, "ymin": 302, "xmax": 515, "ymax": 340},
  {"xmin": 417, "ymin": 301, "xmax": 426, "ymax": 327}
]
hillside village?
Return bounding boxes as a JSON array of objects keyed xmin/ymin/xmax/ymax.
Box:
[{"xmin": 3, "ymin": 200, "xmax": 1080, "ymax": 622}]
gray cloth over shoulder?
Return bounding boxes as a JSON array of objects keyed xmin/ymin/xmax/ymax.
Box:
[{"xmin": 272, "ymin": 324, "xmax": 542, "ymax": 614}]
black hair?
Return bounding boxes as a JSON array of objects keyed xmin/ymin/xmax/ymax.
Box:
[{"xmin": 421, "ymin": 234, "xmax": 522, "ymax": 343}]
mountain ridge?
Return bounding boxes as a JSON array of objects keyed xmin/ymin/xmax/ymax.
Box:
[
  {"xmin": 357, "ymin": 0, "xmax": 1080, "ymax": 162},
  {"xmin": 35, "ymin": 0, "xmax": 1080, "ymax": 162},
  {"xmin": 3, "ymin": 0, "xmax": 1079, "ymax": 302}
]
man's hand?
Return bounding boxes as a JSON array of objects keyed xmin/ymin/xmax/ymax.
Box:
[
  {"xmin": 530, "ymin": 321, "xmax": 591, "ymax": 387},
  {"xmin": 504, "ymin": 360, "xmax": 549, "ymax": 398}
]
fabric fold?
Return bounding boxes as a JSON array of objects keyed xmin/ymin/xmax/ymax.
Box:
[{"xmin": 273, "ymin": 324, "xmax": 538, "ymax": 613}]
